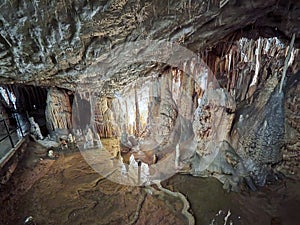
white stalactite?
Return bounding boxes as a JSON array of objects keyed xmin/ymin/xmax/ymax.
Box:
[
  {"xmin": 220, "ymin": 0, "xmax": 230, "ymax": 8},
  {"xmin": 250, "ymin": 38, "xmax": 261, "ymax": 87},
  {"xmin": 227, "ymin": 48, "xmax": 232, "ymax": 73},
  {"xmin": 175, "ymin": 143, "xmax": 180, "ymax": 168},
  {"xmin": 280, "ymin": 33, "xmax": 296, "ymax": 93}
]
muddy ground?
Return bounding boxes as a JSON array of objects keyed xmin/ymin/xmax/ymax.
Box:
[
  {"xmin": 1, "ymin": 141, "xmax": 300, "ymax": 225},
  {"xmin": 0, "ymin": 141, "xmax": 186, "ymax": 225}
]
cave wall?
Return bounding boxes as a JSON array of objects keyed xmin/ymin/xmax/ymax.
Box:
[{"xmin": 281, "ymin": 76, "xmax": 300, "ymax": 177}]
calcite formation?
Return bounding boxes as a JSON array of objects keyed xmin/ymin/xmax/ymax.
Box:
[{"xmin": 45, "ymin": 87, "xmax": 72, "ymax": 131}]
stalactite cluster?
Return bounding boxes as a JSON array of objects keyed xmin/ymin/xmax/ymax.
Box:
[
  {"xmin": 191, "ymin": 36, "xmax": 300, "ymax": 188},
  {"xmin": 45, "ymin": 88, "xmax": 72, "ymax": 132},
  {"xmin": 66, "ymin": 35, "xmax": 300, "ymax": 191},
  {"xmin": 209, "ymin": 37, "xmax": 300, "ymax": 102}
]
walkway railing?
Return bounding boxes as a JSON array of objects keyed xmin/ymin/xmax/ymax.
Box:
[
  {"xmin": 0, "ymin": 116, "xmax": 23, "ymax": 147},
  {"xmin": 0, "ymin": 114, "xmax": 26, "ymax": 162}
]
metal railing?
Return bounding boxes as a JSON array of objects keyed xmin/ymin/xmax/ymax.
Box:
[
  {"xmin": 0, "ymin": 114, "xmax": 25, "ymax": 160},
  {"xmin": 0, "ymin": 115, "xmax": 24, "ymax": 150}
]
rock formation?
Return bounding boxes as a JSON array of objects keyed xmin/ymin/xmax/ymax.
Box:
[{"xmin": 45, "ymin": 87, "xmax": 72, "ymax": 132}]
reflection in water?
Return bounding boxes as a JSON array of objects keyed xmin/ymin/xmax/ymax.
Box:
[
  {"xmin": 167, "ymin": 174, "xmax": 300, "ymax": 225},
  {"xmin": 209, "ymin": 210, "xmax": 234, "ymax": 225}
]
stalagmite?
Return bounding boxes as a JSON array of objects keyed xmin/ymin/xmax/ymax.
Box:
[
  {"xmin": 29, "ymin": 117, "xmax": 43, "ymax": 140},
  {"xmin": 84, "ymin": 128, "xmax": 94, "ymax": 149}
]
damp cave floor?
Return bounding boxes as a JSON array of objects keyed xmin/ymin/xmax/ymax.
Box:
[{"xmin": 0, "ymin": 141, "xmax": 300, "ymax": 225}]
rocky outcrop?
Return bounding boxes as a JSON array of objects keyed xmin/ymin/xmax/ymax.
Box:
[{"xmin": 193, "ymin": 84, "xmax": 236, "ymax": 158}]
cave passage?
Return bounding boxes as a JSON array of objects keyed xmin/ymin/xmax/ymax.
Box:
[
  {"xmin": 0, "ymin": 0, "xmax": 300, "ymax": 221},
  {"xmin": 0, "ymin": 85, "xmax": 49, "ymax": 160}
]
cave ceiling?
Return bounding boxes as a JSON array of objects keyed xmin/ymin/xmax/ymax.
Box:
[{"xmin": 0, "ymin": 0, "xmax": 299, "ymax": 93}]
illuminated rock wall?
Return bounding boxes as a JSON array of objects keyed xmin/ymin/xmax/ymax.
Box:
[{"xmin": 45, "ymin": 88, "xmax": 72, "ymax": 132}]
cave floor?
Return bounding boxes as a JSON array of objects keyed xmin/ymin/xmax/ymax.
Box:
[{"xmin": 0, "ymin": 141, "xmax": 300, "ymax": 225}]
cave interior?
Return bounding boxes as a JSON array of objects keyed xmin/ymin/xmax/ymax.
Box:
[{"xmin": 0, "ymin": 0, "xmax": 300, "ymax": 225}]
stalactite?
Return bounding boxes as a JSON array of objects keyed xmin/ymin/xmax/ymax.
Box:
[
  {"xmin": 230, "ymin": 45, "xmax": 240, "ymax": 93},
  {"xmin": 95, "ymin": 97, "xmax": 118, "ymax": 138},
  {"xmin": 175, "ymin": 143, "xmax": 180, "ymax": 169},
  {"xmin": 249, "ymin": 38, "xmax": 262, "ymax": 88},
  {"xmin": 227, "ymin": 48, "xmax": 232, "ymax": 76},
  {"xmin": 158, "ymin": 71, "xmax": 178, "ymax": 146},
  {"xmin": 125, "ymin": 99, "xmax": 129, "ymax": 133},
  {"xmin": 134, "ymin": 84, "xmax": 140, "ymax": 137},
  {"xmin": 4, "ymin": 87, "xmax": 15, "ymax": 110},
  {"xmin": 179, "ymin": 70, "xmax": 194, "ymax": 119},
  {"xmin": 147, "ymin": 76, "xmax": 161, "ymax": 139},
  {"xmin": 279, "ymin": 33, "xmax": 295, "ymax": 93},
  {"xmin": 217, "ymin": 55, "xmax": 223, "ymax": 76}
]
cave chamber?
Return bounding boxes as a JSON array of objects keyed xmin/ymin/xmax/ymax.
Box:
[{"xmin": 0, "ymin": 0, "xmax": 300, "ymax": 225}]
